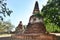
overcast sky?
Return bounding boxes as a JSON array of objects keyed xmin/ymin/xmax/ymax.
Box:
[{"xmin": 4, "ymin": 0, "xmax": 48, "ymax": 28}]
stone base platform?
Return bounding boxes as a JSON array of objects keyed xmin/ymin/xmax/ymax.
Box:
[{"xmin": 11, "ymin": 33, "xmax": 57, "ymax": 40}]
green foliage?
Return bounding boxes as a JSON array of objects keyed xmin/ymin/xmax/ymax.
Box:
[
  {"xmin": 41, "ymin": 0, "xmax": 60, "ymax": 32},
  {"xmin": 34, "ymin": 13, "xmax": 42, "ymax": 19},
  {"xmin": 0, "ymin": 0, "xmax": 13, "ymax": 20},
  {"xmin": 0, "ymin": 21, "xmax": 14, "ymax": 33},
  {"xmin": 45, "ymin": 22, "xmax": 60, "ymax": 33}
]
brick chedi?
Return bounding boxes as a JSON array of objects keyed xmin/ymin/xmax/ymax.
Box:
[
  {"xmin": 15, "ymin": 21, "xmax": 24, "ymax": 34},
  {"xmin": 17, "ymin": 21, "xmax": 22, "ymax": 29},
  {"xmin": 12, "ymin": 1, "xmax": 57, "ymax": 40},
  {"xmin": 24, "ymin": 1, "xmax": 46, "ymax": 34}
]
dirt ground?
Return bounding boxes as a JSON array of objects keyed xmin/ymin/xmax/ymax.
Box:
[
  {"xmin": 0, "ymin": 36, "xmax": 60, "ymax": 40},
  {"xmin": 0, "ymin": 37, "xmax": 11, "ymax": 40}
]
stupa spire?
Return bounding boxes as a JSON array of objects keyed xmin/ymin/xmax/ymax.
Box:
[
  {"xmin": 33, "ymin": 1, "xmax": 40, "ymax": 14},
  {"xmin": 34, "ymin": 1, "xmax": 39, "ymax": 10}
]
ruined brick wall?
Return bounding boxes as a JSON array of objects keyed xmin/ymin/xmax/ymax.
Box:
[{"xmin": 11, "ymin": 33, "xmax": 57, "ymax": 40}]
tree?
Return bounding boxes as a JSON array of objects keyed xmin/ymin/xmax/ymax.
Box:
[
  {"xmin": 0, "ymin": 21, "xmax": 14, "ymax": 33},
  {"xmin": 41, "ymin": 0, "xmax": 60, "ymax": 32},
  {"xmin": 0, "ymin": 0, "xmax": 13, "ymax": 20}
]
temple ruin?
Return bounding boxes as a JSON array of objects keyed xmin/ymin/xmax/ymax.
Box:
[{"xmin": 12, "ymin": 1, "xmax": 57, "ymax": 40}]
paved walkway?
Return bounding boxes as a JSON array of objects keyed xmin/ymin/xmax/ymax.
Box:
[
  {"xmin": 0, "ymin": 34, "xmax": 11, "ymax": 37},
  {"xmin": 0, "ymin": 34, "xmax": 11, "ymax": 40}
]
